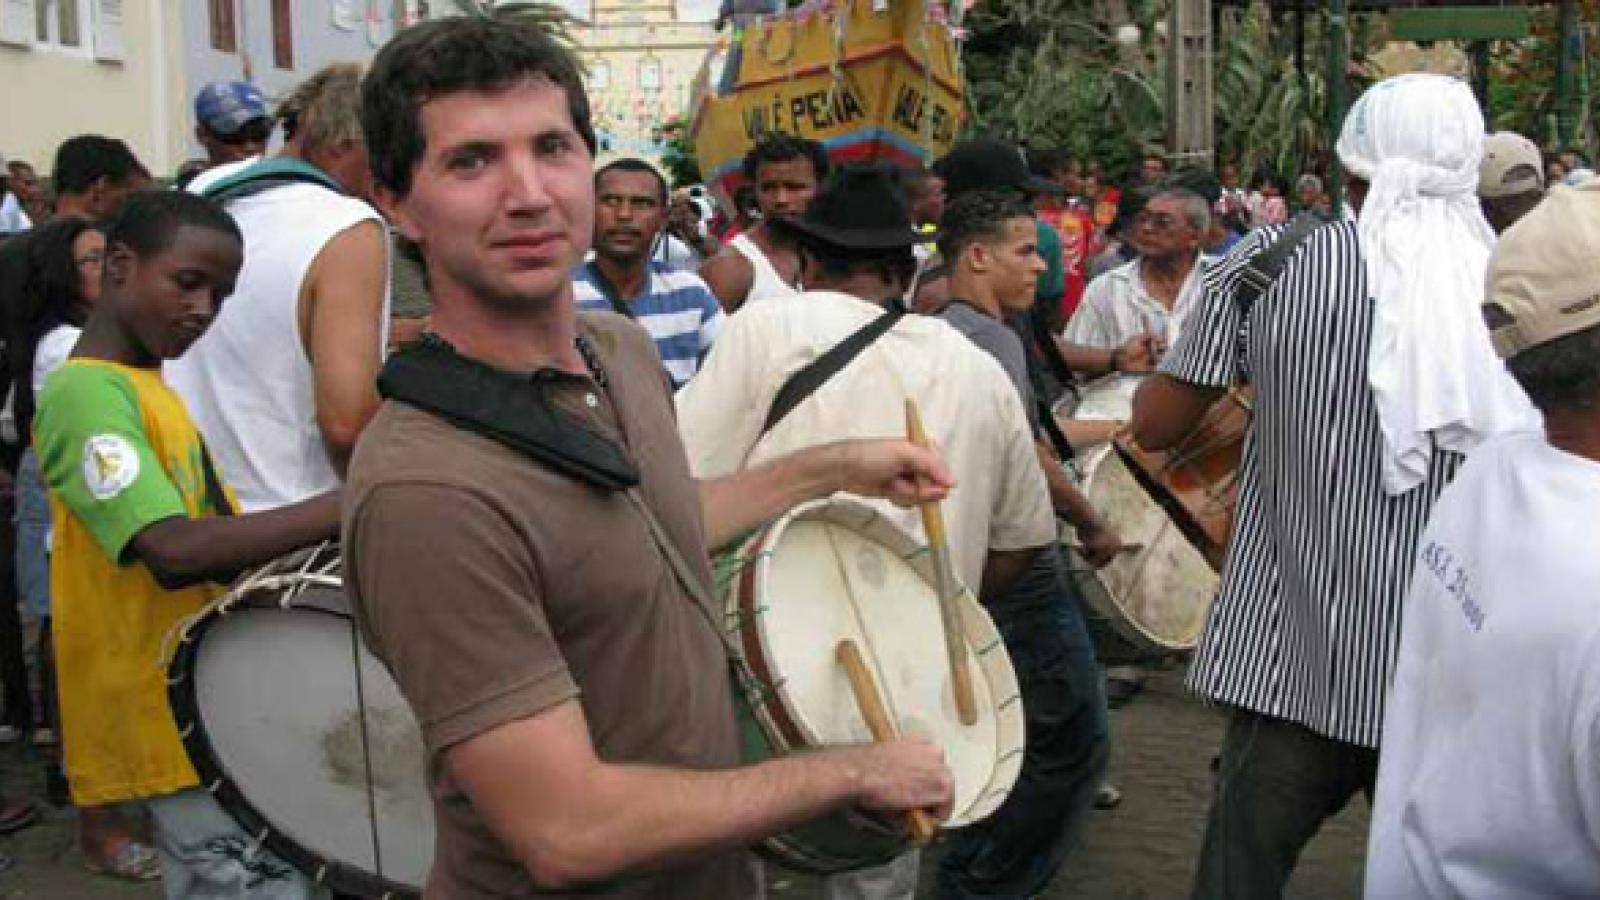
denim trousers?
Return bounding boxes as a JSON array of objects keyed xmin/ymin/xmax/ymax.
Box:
[
  {"xmin": 935, "ymin": 549, "xmax": 1111, "ymax": 899},
  {"xmin": 1189, "ymin": 707, "xmax": 1378, "ymax": 900}
]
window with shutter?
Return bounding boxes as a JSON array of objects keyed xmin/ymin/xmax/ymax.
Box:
[
  {"xmin": 210, "ymin": 0, "xmax": 235, "ymax": 52},
  {"xmin": 271, "ymin": 0, "xmax": 292, "ymax": 69}
]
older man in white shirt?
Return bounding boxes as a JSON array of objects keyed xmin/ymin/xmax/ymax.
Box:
[{"xmin": 1060, "ymin": 186, "xmax": 1211, "ymax": 448}]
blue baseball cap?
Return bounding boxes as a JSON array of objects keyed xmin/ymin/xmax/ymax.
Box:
[{"xmin": 194, "ymin": 80, "xmax": 270, "ymax": 136}]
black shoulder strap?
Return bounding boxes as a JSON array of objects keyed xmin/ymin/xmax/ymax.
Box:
[
  {"xmin": 1233, "ymin": 210, "xmax": 1331, "ymax": 315},
  {"xmin": 199, "ymin": 157, "xmax": 344, "ymax": 206},
  {"xmin": 379, "ymin": 336, "xmax": 641, "ymax": 491},
  {"xmin": 1233, "ymin": 210, "xmax": 1332, "ymax": 379},
  {"xmin": 584, "ymin": 261, "xmax": 635, "ymax": 320},
  {"xmin": 760, "ymin": 302, "xmax": 906, "ymax": 437},
  {"xmin": 1037, "ymin": 396, "xmax": 1077, "ymax": 462}
]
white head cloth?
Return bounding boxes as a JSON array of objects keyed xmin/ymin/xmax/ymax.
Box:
[{"xmin": 1335, "ymin": 73, "xmax": 1539, "ymax": 495}]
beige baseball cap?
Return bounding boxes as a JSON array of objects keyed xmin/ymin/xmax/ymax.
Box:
[
  {"xmin": 1485, "ymin": 178, "xmax": 1600, "ymax": 357},
  {"xmin": 1478, "ymin": 131, "xmax": 1544, "ymax": 199}
]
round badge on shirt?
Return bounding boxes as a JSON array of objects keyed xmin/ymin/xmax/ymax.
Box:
[{"xmin": 82, "ymin": 434, "xmax": 140, "ymax": 501}]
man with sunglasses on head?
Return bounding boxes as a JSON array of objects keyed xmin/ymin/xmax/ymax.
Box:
[{"xmin": 193, "ymin": 81, "xmax": 273, "ymax": 171}]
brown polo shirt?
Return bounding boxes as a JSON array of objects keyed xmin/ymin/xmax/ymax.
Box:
[{"xmin": 343, "ymin": 312, "xmax": 751, "ymax": 898}]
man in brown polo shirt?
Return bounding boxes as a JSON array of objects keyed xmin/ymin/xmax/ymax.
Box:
[{"xmin": 345, "ymin": 18, "xmax": 957, "ymax": 898}]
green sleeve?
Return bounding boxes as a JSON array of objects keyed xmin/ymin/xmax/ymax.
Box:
[
  {"xmin": 34, "ymin": 365, "xmax": 188, "ymax": 563},
  {"xmin": 1035, "ymin": 220, "xmax": 1065, "ymax": 304}
]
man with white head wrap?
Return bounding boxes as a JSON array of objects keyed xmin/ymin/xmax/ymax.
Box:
[{"xmin": 1131, "ymin": 73, "xmax": 1537, "ymax": 899}]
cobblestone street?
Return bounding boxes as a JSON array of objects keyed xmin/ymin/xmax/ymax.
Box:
[{"xmin": 0, "ymin": 665, "xmax": 1367, "ymax": 898}]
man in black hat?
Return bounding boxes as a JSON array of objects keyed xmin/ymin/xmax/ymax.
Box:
[{"xmin": 679, "ymin": 165, "xmax": 1059, "ymax": 900}]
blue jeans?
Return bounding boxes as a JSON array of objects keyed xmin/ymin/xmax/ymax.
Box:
[
  {"xmin": 14, "ymin": 450, "xmax": 51, "ymax": 620},
  {"xmin": 147, "ymin": 788, "xmax": 328, "ymax": 899},
  {"xmin": 935, "ymin": 547, "xmax": 1111, "ymax": 899}
]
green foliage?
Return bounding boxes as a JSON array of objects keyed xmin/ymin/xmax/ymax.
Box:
[
  {"xmin": 962, "ymin": 0, "xmax": 1166, "ymax": 180},
  {"xmin": 655, "ymin": 116, "xmax": 703, "ymax": 187},
  {"xmin": 1486, "ymin": 3, "xmax": 1598, "ymax": 159},
  {"xmin": 961, "ymin": 1, "xmax": 1386, "ymax": 184}
]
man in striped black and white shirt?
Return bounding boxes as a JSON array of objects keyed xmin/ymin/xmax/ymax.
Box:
[
  {"xmin": 1133, "ymin": 75, "xmax": 1538, "ymax": 898},
  {"xmin": 576, "ymin": 158, "xmax": 724, "ymax": 388}
]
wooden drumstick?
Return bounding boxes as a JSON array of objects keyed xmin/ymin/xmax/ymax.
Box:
[
  {"xmin": 905, "ymin": 400, "xmax": 978, "ymax": 726},
  {"xmin": 835, "ymin": 639, "xmax": 940, "ymax": 846}
]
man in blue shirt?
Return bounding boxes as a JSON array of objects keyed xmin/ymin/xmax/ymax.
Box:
[{"xmin": 575, "ymin": 159, "xmax": 724, "ymax": 387}]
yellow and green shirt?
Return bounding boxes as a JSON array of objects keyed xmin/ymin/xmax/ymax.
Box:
[{"xmin": 35, "ymin": 360, "xmax": 234, "ymax": 805}]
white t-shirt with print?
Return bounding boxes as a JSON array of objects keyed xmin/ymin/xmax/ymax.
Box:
[{"xmin": 1366, "ymin": 431, "xmax": 1600, "ymax": 898}]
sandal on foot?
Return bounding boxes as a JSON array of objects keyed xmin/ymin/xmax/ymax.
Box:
[
  {"xmin": 1094, "ymin": 783, "xmax": 1124, "ymax": 810},
  {"xmin": 85, "ymin": 842, "xmax": 161, "ymax": 882},
  {"xmin": 0, "ymin": 799, "xmax": 37, "ymax": 835}
]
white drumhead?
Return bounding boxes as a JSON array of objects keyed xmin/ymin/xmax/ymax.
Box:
[
  {"xmin": 192, "ymin": 593, "xmax": 434, "ymax": 888},
  {"xmin": 1080, "ymin": 451, "xmax": 1217, "ymax": 649},
  {"xmin": 751, "ymin": 500, "xmax": 1023, "ymax": 827}
]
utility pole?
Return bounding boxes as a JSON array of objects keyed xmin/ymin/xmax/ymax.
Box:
[
  {"xmin": 1327, "ymin": 0, "xmax": 1348, "ymax": 206},
  {"xmin": 1166, "ymin": 0, "xmax": 1214, "ymax": 168},
  {"xmin": 1554, "ymin": 0, "xmax": 1578, "ymax": 149}
]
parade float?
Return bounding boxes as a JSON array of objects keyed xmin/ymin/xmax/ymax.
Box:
[{"xmin": 687, "ymin": 0, "xmax": 967, "ymax": 208}]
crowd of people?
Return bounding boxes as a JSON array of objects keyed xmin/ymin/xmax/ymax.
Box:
[{"xmin": 0, "ymin": 15, "xmax": 1594, "ymax": 900}]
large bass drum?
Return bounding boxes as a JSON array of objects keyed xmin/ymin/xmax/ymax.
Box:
[{"xmin": 167, "ymin": 543, "xmax": 434, "ymax": 897}]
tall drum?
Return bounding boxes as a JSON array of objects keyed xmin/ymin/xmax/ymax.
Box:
[
  {"xmin": 1066, "ymin": 391, "xmax": 1251, "ymax": 655},
  {"xmin": 167, "ymin": 544, "xmax": 434, "ymax": 898}
]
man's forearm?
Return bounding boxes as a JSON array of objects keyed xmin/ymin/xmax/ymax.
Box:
[
  {"xmin": 699, "ymin": 444, "xmax": 842, "ymax": 550},
  {"xmin": 1056, "ymin": 337, "xmax": 1117, "ymax": 375},
  {"xmin": 1035, "ymin": 440, "xmax": 1104, "ymax": 531},
  {"xmin": 513, "ymin": 750, "xmax": 868, "ymax": 889}
]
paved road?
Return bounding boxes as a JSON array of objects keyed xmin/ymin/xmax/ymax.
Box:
[{"xmin": 0, "ymin": 665, "xmax": 1367, "ymax": 898}]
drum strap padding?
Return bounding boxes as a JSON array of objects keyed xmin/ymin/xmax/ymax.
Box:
[
  {"xmin": 1233, "ymin": 210, "xmax": 1333, "ymax": 380},
  {"xmin": 760, "ymin": 301, "xmax": 906, "ymax": 437},
  {"xmin": 377, "ymin": 334, "xmax": 642, "ymax": 491}
]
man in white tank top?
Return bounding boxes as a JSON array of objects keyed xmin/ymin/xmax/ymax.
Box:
[
  {"xmin": 169, "ymin": 65, "xmax": 390, "ymax": 512},
  {"xmin": 699, "ymin": 135, "xmax": 827, "ymax": 312}
]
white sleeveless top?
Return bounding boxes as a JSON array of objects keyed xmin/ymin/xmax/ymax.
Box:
[
  {"xmin": 167, "ymin": 162, "xmax": 388, "ymax": 512},
  {"xmin": 730, "ymin": 233, "xmax": 799, "ymax": 304}
]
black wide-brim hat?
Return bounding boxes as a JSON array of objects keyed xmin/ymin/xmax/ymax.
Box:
[
  {"xmin": 769, "ymin": 164, "xmax": 930, "ymax": 253},
  {"xmin": 934, "ymin": 137, "xmax": 1062, "ymax": 201}
]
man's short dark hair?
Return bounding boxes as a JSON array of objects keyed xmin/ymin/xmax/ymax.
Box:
[
  {"xmin": 361, "ymin": 17, "xmax": 596, "ymax": 198},
  {"xmin": 106, "ymin": 191, "xmax": 242, "ymax": 258},
  {"xmin": 937, "ymin": 190, "xmax": 1034, "ymax": 263},
  {"xmin": 52, "ymin": 135, "xmax": 148, "ymax": 197},
  {"xmin": 1503, "ymin": 322, "xmax": 1600, "ymax": 414},
  {"xmin": 740, "ymin": 134, "xmax": 830, "ymax": 184},
  {"xmin": 595, "ymin": 158, "xmax": 667, "ymax": 205}
]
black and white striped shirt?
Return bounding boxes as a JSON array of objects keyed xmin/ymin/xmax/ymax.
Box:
[{"xmin": 1161, "ymin": 221, "xmax": 1461, "ymax": 748}]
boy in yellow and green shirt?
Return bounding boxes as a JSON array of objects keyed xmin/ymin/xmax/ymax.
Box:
[{"xmin": 34, "ymin": 191, "xmax": 340, "ymax": 898}]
